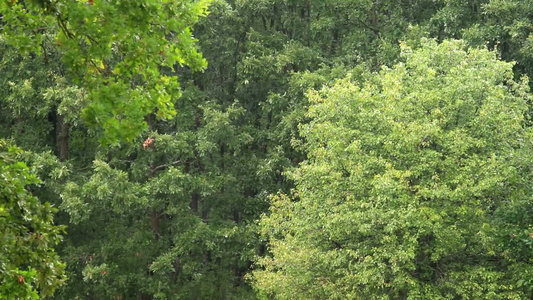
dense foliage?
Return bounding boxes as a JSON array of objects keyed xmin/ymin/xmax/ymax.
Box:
[
  {"xmin": 1, "ymin": 0, "xmax": 533, "ymax": 299},
  {"xmin": 0, "ymin": 140, "xmax": 65, "ymax": 299},
  {"xmin": 254, "ymin": 39, "xmax": 533, "ymax": 299},
  {"xmin": 1, "ymin": 0, "xmax": 210, "ymax": 144}
]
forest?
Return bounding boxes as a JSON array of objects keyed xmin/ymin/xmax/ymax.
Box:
[{"xmin": 1, "ymin": 0, "xmax": 533, "ymax": 299}]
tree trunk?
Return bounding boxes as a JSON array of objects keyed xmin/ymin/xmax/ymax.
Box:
[
  {"xmin": 190, "ymin": 192, "xmax": 199, "ymax": 214},
  {"xmin": 151, "ymin": 209, "xmax": 160, "ymax": 241},
  {"xmin": 56, "ymin": 113, "xmax": 69, "ymax": 162}
]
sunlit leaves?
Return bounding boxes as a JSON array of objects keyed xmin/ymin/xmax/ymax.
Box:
[
  {"xmin": 254, "ymin": 39, "xmax": 533, "ymax": 299},
  {"xmin": 1, "ymin": 0, "xmax": 211, "ymax": 144}
]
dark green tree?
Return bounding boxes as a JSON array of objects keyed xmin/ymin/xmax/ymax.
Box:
[
  {"xmin": 428, "ymin": 0, "xmax": 533, "ymax": 87},
  {"xmin": 50, "ymin": 1, "xmax": 439, "ymax": 298},
  {"xmin": 4, "ymin": 0, "xmax": 533, "ymax": 299}
]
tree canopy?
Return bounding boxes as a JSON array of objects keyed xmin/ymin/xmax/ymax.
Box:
[
  {"xmin": 1, "ymin": 0, "xmax": 210, "ymax": 144},
  {"xmin": 253, "ymin": 39, "xmax": 533, "ymax": 299},
  {"xmin": 1, "ymin": 0, "xmax": 533, "ymax": 299}
]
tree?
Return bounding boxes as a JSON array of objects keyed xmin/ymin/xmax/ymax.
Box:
[
  {"xmin": 0, "ymin": 140, "xmax": 65, "ymax": 299},
  {"xmin": 49, "ymin": 1, "xmax": 434, "ymax": 297},
  {"xmin": 428, "ymin": 0, "xmax": 533, "ymax": 90},
  {"xmin": 1, "ymin": 0, "xmax": 210, "ymax": 144},
  {"xmin": 253, "ymin": 39, "xmax": 533, "ymax": 299},
  {"xmin": 5, "ymin": 0, "xmax": 533, "ymax": 299}
]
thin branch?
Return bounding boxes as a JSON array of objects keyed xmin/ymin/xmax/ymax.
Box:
[
  {"xmin": 56, "ymin": 15, "xmax": 74, "ymax": 39},
  {"xmin": 88, "ymin": 59, "xmax": 104, "ymax": 75},
  {"xmin": 355, "ymin": 18, "xmax": 379, "ymax": 36},
  {"xmin": 40, "ymin": 41, "xmax": 49, "ymax": 64},
  {"xmin": 85, "ymin": 34, "xmax": 98, "ymax": 45},
  {"xmin": 149, "ymin": 160, "xmax": 183, "ymax": 176}
]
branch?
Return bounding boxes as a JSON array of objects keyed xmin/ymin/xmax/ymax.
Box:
[
  {"xmin": 355, "ymin": 18, "xmax": 380, "ymax": 36},
  {"xmin": 40, "ymin": 41, "xmax": 48, "ymax": 64},
  {"xmin": 85, "ymin": 34, "xmax": 98, "ymax": 45},
  {"xmin": 56, "ymin": 15, "xmax": 74, "ymax": 39},
  {"xmin": 149, "ymin": 160, "xmax": 183, "ymax": 176},
  {"xmin": 88, "ymin": 59, "xmax": 104, "ymax": 75}
]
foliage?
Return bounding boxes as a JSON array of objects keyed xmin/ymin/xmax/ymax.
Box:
[
  {"xmin": 429, "ymin": 0, "xmax": 533, "ymax": 87},
  {"xmin": 254, "ymin": 39, "xmax": 533, "ymax": 299},
  {"xmin": 0, "ymin": 140, "xmax": 66, "ymax": 299},
  {"xmin": 49, "ymin": 0, "xmax": 433, "ymax": 297},
  {"xmin": 1, "ymin": 0, "xmax": 210, "ymax": 144},
  {"xmin": 2, "ymin": 0, "xmax": 533, "ymax": 299},
  {"xmin": 53, "ymin": 103, "xmax": 265, "ymax": 299}
]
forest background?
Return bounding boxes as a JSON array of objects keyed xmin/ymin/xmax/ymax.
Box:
[{"xmin": 1, "ymin": 0, "xmax": 533, "ymax": 299}]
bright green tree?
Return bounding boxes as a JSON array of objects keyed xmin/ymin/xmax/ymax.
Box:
[
  {"xmin": 254, "ymin": 39, "xmax": 533, "ymax": 299},
  {"xmin": 0, "ymin": 140, "xmax": 66, "ymax": 299},
  {"xmin": 1, "ymin": 0, "xmax": 210, "ymax": 144}
]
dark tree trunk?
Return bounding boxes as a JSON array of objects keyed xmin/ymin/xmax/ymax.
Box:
[
  {"xmin": 190, "ymin": 192, "xmax": 199, "ymax": 214},
  {"xmin": 56, "ymin": 113, "xmax": 69, "ymax": 162},
  {"xmin": 151, "ymin": 209, "xmax": 161, "ymax": 241}
]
